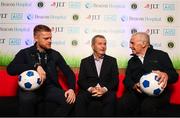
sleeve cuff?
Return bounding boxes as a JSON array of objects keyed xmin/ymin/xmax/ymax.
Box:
[
  {"xmin": 87, "ymin": 87, "xmax": 93, "ymax": 92},
  {"xmin": 103, "ymin": 87, "xmax": 108, "ymax": 92}
]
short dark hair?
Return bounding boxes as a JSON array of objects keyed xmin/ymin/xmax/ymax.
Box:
[
  {"xmin": 91, "ymin": 35, "xmax": 106, "ymax": 45},
  {"xmin": 33, "ymin": 24, "xmax": 51, "ymax": 36}
]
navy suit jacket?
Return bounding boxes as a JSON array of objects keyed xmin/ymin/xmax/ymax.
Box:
[{"xmin": 78, "ymin": 54, "xmax": 119, "ymax": 91}]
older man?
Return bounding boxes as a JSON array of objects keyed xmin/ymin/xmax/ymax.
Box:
[{"xmin": 117, "ymin": 32, "xmax": 178, "ymax": 116}]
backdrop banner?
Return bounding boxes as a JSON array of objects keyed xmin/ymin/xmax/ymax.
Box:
[{"xmin": 0, "ymin": 0, "xmax": 180, "ymax": 68}]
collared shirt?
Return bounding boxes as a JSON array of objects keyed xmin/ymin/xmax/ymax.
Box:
[
  {"xmin": 138, "ymin": 55, "xmax": 144, "ymax": 64},
  {"xmin": 87, "ymin": 55, "xmax": 108, "ymax": 93},
  {"xmin": 94, "ymin": 55, "xmax": 104, "ymax": 77}
]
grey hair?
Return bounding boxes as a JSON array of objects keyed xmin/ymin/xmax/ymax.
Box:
[{"xmin": 132, "ymin": 32, "xmax": 150, "ymax": 46}]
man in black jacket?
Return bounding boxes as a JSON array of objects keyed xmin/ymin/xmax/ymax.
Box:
[
  {"xmin": 117, "ymin": 32, "xmax": 178, "ymax": 116},
  {"xmin": 7, "ymin": 24, "xmax": 76, "ymax": 116},
  {"xmin": 75, "ymin": 35, "xmax": 119, "ymax": 116}
]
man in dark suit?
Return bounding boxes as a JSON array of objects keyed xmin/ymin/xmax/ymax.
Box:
[
  {"xmin": 117, "ymin": 32, "xmax": 178, "ymax": 116},
  {"xmin": 75, "ymin": 35, "xmax": 119, "ymax": 116}
]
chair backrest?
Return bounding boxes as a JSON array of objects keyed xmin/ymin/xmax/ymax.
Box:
[
  {"xmin": 169, "ymin": 76, "xmax": 180, "ymax": 104},
  {"xmin": 1, "ymin": 69, "xmax": 180, "ymax": 105},
  {"xmin": 0, "ymin": 70, "xmax": 18, "ymax": 96}
]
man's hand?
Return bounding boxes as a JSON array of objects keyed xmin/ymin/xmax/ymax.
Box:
[
  {"xmin": 65, "ymin": 89, "xmax": 76, "ymax": 104},
  {"xmin": 152, "ymin": 70, "xmax": 168, "ymax": 89},
  {"xmin": 92, "ymin": 86, "xmax": 107, "ymax": 97},
  {"xmin": 36, "ymin": 65, "xmax": 46, "ymax": 84},
  {"xmin": 90, "ymin": 84, "xmax": 108, "ymax": 97},
  {"xmin": 133, "ymin": 82, "xmax": 142, "ymax": 93}
]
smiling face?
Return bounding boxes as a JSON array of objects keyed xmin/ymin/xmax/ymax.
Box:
[
  {"xmin": 129, "ymin": 33, "xmax": 150, "ymax": 56},
  {"xmin": 92, "ymin": 36, "xmax": 106, "ymax": 58},
  {"xmin": 129, "ymin": 35, "xmax": 144, "ymax": 55}
]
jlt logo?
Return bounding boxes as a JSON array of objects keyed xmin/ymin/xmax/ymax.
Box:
[
  {"xmin": 144, "ymin": 4, "xmax": 159, "ymax": 9},
  {"xmin": 51, "ymin": 2, "xmax": 66, "ymax": 8},
  {"xmin": 86, "ymin": 15, "xmax": 101, "ymax": 21},
  {"xmin": 51, "ymin": 27, "xmax": 64, "ymax": 33},
  {"xmin": 0, "ymin": 13, "xmax": 7, "ymax": 19},
  {"xmin": 146, "ymin": 29, "xmax": 160, "ymax": 35}
]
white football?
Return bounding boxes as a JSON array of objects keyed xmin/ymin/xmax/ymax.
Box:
[
  {"xmin": 18, "ymin": 70, "xmax": 42, "ymax": 91},
  {"xmin": 139, "ymin": 72, "xmax": 164, "ymax": 96}
]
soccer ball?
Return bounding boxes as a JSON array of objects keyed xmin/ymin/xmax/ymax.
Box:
[
  {"xmin": 139, "ymin": 72, "xmax": 164, "ymax": 96},
  {"xmin": 18, "ymin": 70, "xmax": 42, "ymax": 91}
]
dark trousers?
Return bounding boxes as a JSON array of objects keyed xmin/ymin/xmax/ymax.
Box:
[
  {"xmin": 18, "ymin": 85, "xmax": 74, "ymax": 116},
  {"xmin": 116, "ymin": 89, "xmax": 170, "ymax": 116},
  {"xmin": 75, "ymin": 90, "xmax": 116, "ymax": 116}
]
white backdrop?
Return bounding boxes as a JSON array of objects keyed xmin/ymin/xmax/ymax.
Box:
[{"xmin": 0, "ymin": 0, "xmax": 180, "ymax": 68}]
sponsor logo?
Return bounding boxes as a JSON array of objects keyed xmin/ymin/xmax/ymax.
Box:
[
  {"xmin": 128, "ymin": 16, "xmax": 161, "ymax": 22},
  {"xmin": 52, "ymin": 40, "xmax": 65, "ymax": 45},
  {"xmin": 167, "ymin": 16, "xmax": 174, "ymax": 23},
  {"xmin": 9, "ymin": 38, "xmax": 21, "ymax": 45},
  {"xmin": 163, "ymin": 29, "xmax": 176, "ymax": 36},
  {"xmin": 86, "ymin": 14, "xmax": 101, "ymax": 21},
  {"xmin": 69, "ymin": 2, "xmax": 81, "ymax": 9},
  {"xmin": 131, "ymin": 3, "xmax": 138, "ymax": 10},
  {"xmin": 71, "ymin": 40, "xmax": 78, "ymax": 46},
  {"xmin": 104, "ymin": 15, "xmax": 117, "ymax": 22},
  {"xmin": 0, "ymin": 27, "xmax": 13, "ymax": 31},
  {"xmin": 51, "ymin": 27, "xmax": 64, "ymax": 33},
  {"xmin": 120, "ymin": 40, "xmax": 128, "ymax": 48},
  {"xmin": 120, "ymin": 15, "xmax": 128, "ymax": 22},
  {"xmin": 37, "ymin": 1, "xmax": 44, "ymax": 8},
  {"xmin": 27, "ymin": 14, "xmax": 33, "ymax": 20},
  {"xmin": 15, "ymin": 2, "xmax": 32, "ymax": 7},
  {"xmin": 85, "ymin": 2, "xmax": 93, "ymax": 9},
  {"xmin": 92, "ymin": 29, "xmax": 125, "ymax": 34},
  {"xmin": 0, "ymin": 13, "xmax": 8, "ymax": 19},
  {"xmin": 0, "ymin": 2, "xmax": 32, "ymax": 7},
  {"xmin": 72, "ymin": 14, "xmax": 79, "ymax": 21},
  {"xmin": 67, "ymin": 27, "xmax": 80, "ymax": 34},
  {"xmin": 144, "ymin": 4, "xmax": 159, "ymax": 9},
  {"xmin": 146, "ymin": 29, "xmax": 160, "ymax": 35},
  {"xmin": 11, "ymin": 13, "xmax": 23, "ymax": 20},
  {"xmin": 167, "ymin": 41, "xmax": 175, "ymax": 48},
  {"xmin": 85, "ymin": 2, "xmax": 125, "ymax": 9},
  {"xmin": 109, "ymin": 3, "xmax": 126, "ymax": 8},
  {"xmin": 0, "ymin": 27, "xmax": 30, "ymax": 32},
  {"xmin": 163, "ymin": 4, "xmax": 175, "ymax": 11},
  {"xmin": 0, "ymin": 2, "xmax": 15, "ymax": 7},
  {"xmin": 25, "ymin": 39, "xmax": 33, "ymax": 46},
  {"xmin": 0, "ymin": 38, "xmax": 5, "ymax": 44},
  {"xmin": 131, "ymin": 28, "xmax": 137, "ymax": 34},
  {"xmin": 34, "ymin": 14, "xmax": 67, "ymax": 20},
  {"xmin": 151, "ymin": 42, "xmax": 162, "ymax": 48},
  {"xmin": 51, "ymin": 2, "xmax": 66, "ymax": 8}
]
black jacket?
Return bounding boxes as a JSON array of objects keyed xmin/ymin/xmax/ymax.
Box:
[
  {"xmin": 124, "ymin": 45, "xmax": 178, "ymax": 91},
  {"xmin": 78, "ymin": 54, "xmax": 119, "ymax": 91},
  {"xmin": 7, "ymin": 44, "xmax": 75, "ymax": 90}
]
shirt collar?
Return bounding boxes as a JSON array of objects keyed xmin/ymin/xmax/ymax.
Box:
[{"xmin": 93, "ymin": 54, "xmax": 104, "ymax": 61}]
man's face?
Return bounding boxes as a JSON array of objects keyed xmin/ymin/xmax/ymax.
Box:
[
  {"xmin": 129, "ymin": 35, "xmax": 144, "ymax": 55},
  {"xmin": 92, "ymin": 37, "xmax": 106, "ymax": 57},
  {"xmin": 34, "ymin": 31, "xmax": 52, "ymax": 50}
]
